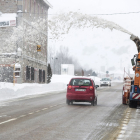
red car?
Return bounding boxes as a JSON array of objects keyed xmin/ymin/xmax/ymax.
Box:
[{"xmin": 66, "ymin": 77, "xmax": 98, "ymax": 106}]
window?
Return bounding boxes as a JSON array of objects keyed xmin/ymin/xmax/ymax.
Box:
[
  {"xmin": 31, "ymin": 67, "xmax": 34, "ymax": 80},
  {"xmin": 43, "ymin": 70, "xmax": 45, "ymax": 82},
  {"xmin": 70, "ymin": 79, "xmax": 92, "ymax": 86},
  {"xmin": 39, "ymin": 69, "xmax": 42, "ymax": 82},
  {"xmin": 26, "ymin": 66, "xmax": 30, "ymax": 80},
  {"xmin": 101, "ymin": 78, "xmax": 110, "ymax": 81}
]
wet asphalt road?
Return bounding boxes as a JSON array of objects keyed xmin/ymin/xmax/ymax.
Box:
[{"xmin": 0, "ymin": 82, "xmax": 139, "ymax": 140}]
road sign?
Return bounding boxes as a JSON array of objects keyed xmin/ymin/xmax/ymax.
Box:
[{"xmin": 37, "ymin": 45, "xmax": 41, "ymax": 52}]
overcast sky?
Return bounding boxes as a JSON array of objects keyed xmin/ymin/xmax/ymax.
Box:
[{"xmin": 48, "ymin": 0, "xmax": 140, "ymax": 73}]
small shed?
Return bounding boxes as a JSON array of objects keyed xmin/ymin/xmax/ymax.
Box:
[{"xmin": 61, "ymin": 64, "xmax": 74, "ymax": 75}]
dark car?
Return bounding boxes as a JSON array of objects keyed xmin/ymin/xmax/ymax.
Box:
[{"xmin": 66, "ymin": 77, "xmax": 98, "ymax": 106}]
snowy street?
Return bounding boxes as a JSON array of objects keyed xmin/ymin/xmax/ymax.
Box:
[{"xmin": 0, "ymin": 82, "xmax": 139, "ymax": 140}]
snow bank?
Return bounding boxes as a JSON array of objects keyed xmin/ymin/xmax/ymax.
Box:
[
  {"xmin": 0, "ymin": 75, "xmax": 100, "ymax": 102},
  {"xmin": 0, "ymin": 82, "xmax": 66, "ymax": 102}
]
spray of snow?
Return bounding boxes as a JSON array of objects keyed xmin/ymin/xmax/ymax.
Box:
[
  {"xmin": 48, "ymin": 11, "xmax": 133, "ymax": 39},
  {"xmin": 5, "ymin": 11, "xmax": 134, "ymax": 47}
]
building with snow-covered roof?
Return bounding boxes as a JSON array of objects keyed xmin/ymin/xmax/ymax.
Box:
[{"xmin": 0, "ymin": 0, "xmax": 51, "ymax": 83}]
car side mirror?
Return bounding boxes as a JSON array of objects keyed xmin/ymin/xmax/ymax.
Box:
[
  {"xmin": 131, "ymin": 58, "xmax": 135, "ymax": 66},
  {"xmin": 67, "ymin": 84, "xmax": 68, "ymax": 86},
  {"xmin": 95, "ymin": 85, "xmax": 99, "ymax": 88}
]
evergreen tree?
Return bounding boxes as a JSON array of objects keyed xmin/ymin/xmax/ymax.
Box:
[{"xmin": 47, "ymin": 63, "xmax": 52, "ymax": 83}]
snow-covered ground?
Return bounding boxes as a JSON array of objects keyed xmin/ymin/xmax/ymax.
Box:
[
  {"xmin": 0, "ymin": 75, "xmax": 122, "ymax": 102},
  {"xmin": 0, "ymin": 75, "xmax": 101, "ymax": 102}
]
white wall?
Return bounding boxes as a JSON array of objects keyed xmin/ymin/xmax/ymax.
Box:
[{"xmin": 61, "ymin": 64, "xmax": 74, "ymax": 75}]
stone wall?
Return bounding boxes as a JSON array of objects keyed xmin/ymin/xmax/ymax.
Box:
[{"xmin": 0, "ymin": 0, "xmax": 17, "ymax": 13}]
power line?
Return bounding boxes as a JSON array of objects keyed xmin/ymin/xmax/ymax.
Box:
[
  {"xmin": 89, "ymin": 11, "xmax": 140, "ymax": 15},
  {"xmin": 48, "ymin": 11, "xmax": 140, "ymax": 16},
  {"xmin": 2, "ymin": 11, "xmax": 140, "ymax": 16}
]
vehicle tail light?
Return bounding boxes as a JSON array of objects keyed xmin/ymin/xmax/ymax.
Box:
[
  {"xmin": 135, "ymin": 86, "xmax": 137, "ymax": 93},
  {"xmin": 68, "ymin": 85, "xmax": 72, "ymax": 90},
  {"xmin": 90, "ymin": 86, "xmax": 93, "ymax": 90}
]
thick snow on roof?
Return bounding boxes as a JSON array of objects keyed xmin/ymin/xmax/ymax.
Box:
[{"xmin": 0, "ymin": 13, "xmax": 16, "ymax": 21}]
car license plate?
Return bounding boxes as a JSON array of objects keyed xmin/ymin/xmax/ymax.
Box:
[{"xmin": 75, "ymin": 89, "xmax": 85, "ymax": 91}]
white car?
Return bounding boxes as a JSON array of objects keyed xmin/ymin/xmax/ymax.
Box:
[{"xmin": 100, "ymin": 78, "xmax": 111, "ymax": 87}]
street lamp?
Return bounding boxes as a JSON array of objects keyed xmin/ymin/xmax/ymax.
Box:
[
  {"xmin": 16, "ymin": 10, "xmax": 23, "ymax": 61},
  {"xmin": 15, "ymin": 10, "xmax": 23, "ymax": 83}
]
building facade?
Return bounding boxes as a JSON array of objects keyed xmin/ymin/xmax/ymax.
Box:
[{"xmin": 0, "ymin": 0, "xmax": 52, "ymax": 83}]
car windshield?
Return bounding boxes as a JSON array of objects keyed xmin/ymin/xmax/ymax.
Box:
[
  {"xmin": 101, "ymin": 78, "xmax": 110, "ymax": 81},
  {"xmin": 70, "ymin": 79, "xmax": 92, "ymax": 86}
]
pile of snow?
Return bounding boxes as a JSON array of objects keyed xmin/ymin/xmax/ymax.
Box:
[
  {"xmin": 0, "ymin": 75, "xmax": 100, "ymax": 102},
  {"xmin": 0, "ymin": 82, "xmax": 66, "ymax": 102}
]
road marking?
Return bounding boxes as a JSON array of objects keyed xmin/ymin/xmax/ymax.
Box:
[
  {"xmin": 0, "ymin": 103, "xmax": 64, "ymax": 125},
  {"xmin": 116, "ymin": 108, "xmax": 131, "ymax": 139},
  {"xmin": 42, "ymin": 108, "xmax": 48, "ymax": 110},
  {"xmin": 0, "ymin": 118, "xmax": 17, "ymax": 125},
  {"xmin": 19, "ymin": 115, "xmax": 26, "ymax": 118},
  {"xmin": 28, "ymin": 112, "xmax": 34, "ymax": 115},
  {"xmin": 35, "ymin": 110, "xmax": 40, "ymax": 113}
]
